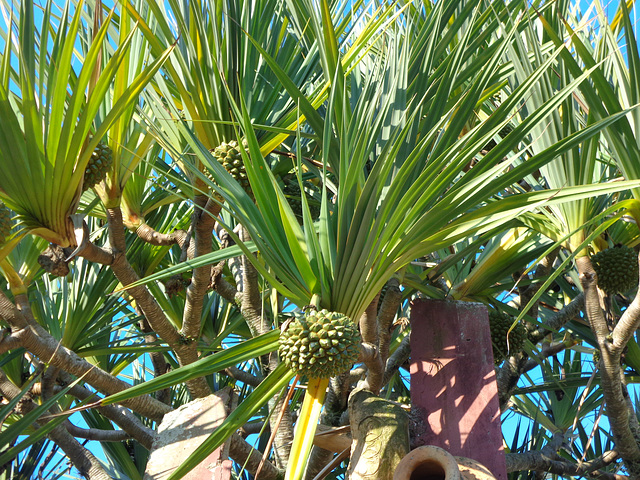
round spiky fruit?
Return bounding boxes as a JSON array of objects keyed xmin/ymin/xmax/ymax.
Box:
[
  {"xmin": 488, "ymin": 310, "xmax": 527, "ymax": 365},
  {"xmin": 593, "ymin": 349, "xmax": 601, "ymax": 366},
  {"xmin": 0, "ymin": 202, "xmax": 11, "ymax": 245},
  {"xmin": 591, "ymin": 245, "xmax": 639, "ymax": 294},
  {"xmin": 282, "ymin": 179, "xmax": 321, "ymax": 223},
  {"xmin": 279, "ymin": 309, "xmax": 361, "ymax": 378},
  {"xmin": 83, "ymin": 142, "xmax": 113, "ymax": 191},
  {"xmin": 210, "ymin": 140, "xmax": 251, "ymax": 195},
  {"xmin": 482, "ymin": 124, "xmax": 514, "ymax": 152}
]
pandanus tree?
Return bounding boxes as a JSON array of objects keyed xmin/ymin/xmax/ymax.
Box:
[{"xmin": 1, "ymin": 0, "xmax": 640, "ymax": 479}]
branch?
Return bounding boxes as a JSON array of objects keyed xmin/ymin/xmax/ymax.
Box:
[
  {"xmin": 528, "ymin": 293, "xmax": 584, "ymax": 345},
  {"xmin": 231, "ymin": 227, "xmax": 292, "ymax": 467},
  {"xmin": 0, "ymin": 290, "xmax": 171, "ymax": 421},
  {"xmin": 103, "ymin": 209, "xmax": 181, "ymax": 344},
  {"xmin": 382, "ymin": 333, "xmax": 411, "ymax": 387},
  {"xmin": 225, "ymin": 366, "xmax": 262, "ymax": 388},
  {"xmin": 104, "ymin": 207, "xmax": 210, "ymax": 398},
  {"xmin": 211, "ymin": 274, "xmax": 238, "ymax": 304},
  {"xmin": 182, "ymin": 196, "xmax": 219, "ymax": 341},
  {"xmin": 521, "ymin": 341, "xmax": 573, "ymax": 373},
  {"xmin": 0, "ymin": 368, "xmax": 112, "ymax": 480},
  {"xmin": 216, "ymin": 222, "xmax": 244, "ymax": 292},
  {"xmin": 359, "ymin": 296, "xmax": 383, "ymax": 394},
  {"xmin": 58, "ymin": 374, "xmax": 156, "ymax": 449},
  {"xmin": 497, "ymin": 353, "xmax": 529, "ymax": 410},
  {"xmin": 378, "ymin": 279, "xmax": 402, "ymax": 365},
  {"xmin": 135, "ymin": 223, "xmax": 187, "ymax": 247},
  {"xmin": 0, "ymin": 329, "xmax": 22, "ymax": 355},
  {"xmin": 239, "ymin": 421, "xmax": 264, "ymax": 437},
  {"xmin": 73, "ymin": 240, "xmax": 114, "ymax": 266},
  {"xmin": 239, "ymin": 228, "xmax": 269, "ymax": 337},
  {"xmin": 497, "ymin": 293, "xmax": 584, "ymax": 408},
  {"xmin": 65, "ymin": 422, "xmax": 132, "ymax": 442},
  {"xmin": 138, "ymin": 315, "xmax": 171, "ymax": 406},
  {"xmin": 577, "ymin": 255, "xmax": 640, "ymax": 473},
  {"xmin": 506, "ymin": 448, "xmax": 624, "ymax": 480},
  {"xmin": 229, "ymin": 433, "xmax": 282, "ymax": 480}
]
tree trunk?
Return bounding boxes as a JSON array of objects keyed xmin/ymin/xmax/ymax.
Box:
[{"xmin": 347, "ymin": 388, "xmax": 410, "ymax": 480}]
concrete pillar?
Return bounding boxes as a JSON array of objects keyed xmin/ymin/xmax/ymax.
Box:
[
  {"xmin": 144, "ymin": 391, "xmax": 232, "ymax": 480},
  {"xmin": 409, "ymin": 299, "xmax": 507, "ymax": 480}
]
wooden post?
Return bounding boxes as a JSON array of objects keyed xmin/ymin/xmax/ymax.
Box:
[{"xmin": 409, "ymin": 299, "xmax": 507, "ymax": 480}]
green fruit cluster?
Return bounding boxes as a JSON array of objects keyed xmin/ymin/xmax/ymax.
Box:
[
  {"xmin": 482, "ymin": 124, "xmax": 514, "ymax": 152},
  {"xmin": 0, "ymin": 202, "xmax": 11, "ymax": 244},
  {"xmin": 279, "ymin": 309, "xmax": 361, "ymax": 378},
  {"xmin": 591, "ymin": 245, "xmax": 639, "ymax": 294},
  {"xmin": 210, "ymin": 140, "xmax": 251, "ymax": 195},
  {"xmin": 488, "ymin": 309, "xmax": 526, "ymax": 365},
  {"xmin": 282, "ymin": 179, "xmax": 320, "ymax": 223},
  {"xmin": 83, "ymin": 142, "xmax": 113, "ymax": 191}
]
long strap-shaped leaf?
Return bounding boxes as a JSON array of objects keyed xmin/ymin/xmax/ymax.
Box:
[
  {"xmin": 100, "ymin": 329, "xmax": 280, "ymax": 406},
  {"xmin": 285, "ymin": 377, "xmax": 330, "ymax": 480},
  {"xmin": 167, "ymin": 362, "xmax": 294, "ymax": 480}
]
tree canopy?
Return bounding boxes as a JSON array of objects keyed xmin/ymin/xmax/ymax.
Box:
[{"xmin": 1, "ymin": 0, "xmax": 640, "ymax": 478}]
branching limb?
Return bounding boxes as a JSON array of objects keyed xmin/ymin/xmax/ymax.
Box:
[
  {"xmin": 240, "ymin": 228, "xmax": 269, "ymax": 337},
  {"xmin": 239, "ymin": 421, "xmax": 264, "ymax": 437},
  {"xmin": 135, "ymin": 223, "xmax": 187, "ymax": 247},
  {"xmin": 104, "ymin": 207, "xmax": 209, "ymax": 398},
  {"xmin": 58, "ymin": 374, "xmax": 156, "ymax": 449},
  {"xmin": 138, "ymin": 316, "xmax": 171, "ymax": 405},
  {"xmin": 216, "ymin": 223, "xmax": 244, "ymax": 292},
  {"xmin": 233, "ymin": 227, "xmax": 292, "ymax": 467},
  {"xmin": 0, "ymin": 368, "xmax": 112, "ymax": 480},
  {"xmin": 528, "ymin": 293, "xmax": 584, "ymax": 345},
  {"xmin": 73, "ymin": 240, "xmax": 114, "ymax": 266},
  {"xmin": 521, "ymin": 341, "xmax": 574, "ymax": 374},
  {"xmin": 359, "ymin": 343, "xmax": 377, "ymax": 364},
  {"xmin": 577, "ymin": 255, "xmax": 640, "ymax": 474},
  {"xmin": 229, "ymin": 433, "xmax": 282, "ymax": 480},
  {"xmin": 65, "ymin": 422, "xmax": 132, "ymax": 442},
  {"xmin": 41, "ymin": 365, "xmax": 60, "ymax": 403},
  {"xmin": 182, "ymin": 196, "xmax": 219, "ymax": 341},
  {"xmin": 225, "ymin": 366, "xmax": 262, "ymax": 387},
  {"xmin": 506, "ymin": 447, "xmax": 623, "ymax": 480},
  {"xmin": 0, "ymin": 290, "xmax": 170, "ymax": 420},
  {"xmin": 382, "ymin": 333, "xmax": 410, "ymax": 387},
  {"xmin": 0, "ymin": 329, "xmax": 22, "ymax": 355},
  {"xmin": 497, "ymin": 353, "xmax": 529, "ymax": 411},
  {"xmin": 498, "ymin": 293, "xmax": 584, "ymax": 408},
  {"xmin": 209, "ymin": 253, "xmax": 238, "ymax": 304},
  {"xmin": 211, "ymin": 273, "xmax": 239, "ymax": 303},
  {"xmin": 359, "ymin": 296, "xmax": 383, "ymax": 394},
  {"xmin": 378, "ymin": 279, "xmax": 402, "ymax": 365}
]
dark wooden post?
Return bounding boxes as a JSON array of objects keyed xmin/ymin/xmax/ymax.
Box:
[{"xmin": 409, "ymin": 299, "xmax": 507, "ymax": 480}]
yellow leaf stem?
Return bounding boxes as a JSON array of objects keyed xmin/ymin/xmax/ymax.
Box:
[{"xmin": 285, "ymin": 376, "xmax": 330, "ymax": 480}]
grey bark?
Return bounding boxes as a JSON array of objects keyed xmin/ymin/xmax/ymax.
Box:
[
  {"xmin": 0, "ymin": 291, "xmax": 170, "ymax": 420},
  {"xmin": 577, "ymin": 255, "xmax": 640, "ymax": 476},
  {"xmin": 0, "ymin": 369, "xmax": 112, "ymax": 480}
]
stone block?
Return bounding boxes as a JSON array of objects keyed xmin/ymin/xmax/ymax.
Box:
[{"xmin": 144, "ymin": 391, "xmax": 232, "ymax": 480}]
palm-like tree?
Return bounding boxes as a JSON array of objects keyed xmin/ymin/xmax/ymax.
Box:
[{"xmin": 1, "ymin": 0, "xmax": 640, "ymax": 479}]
